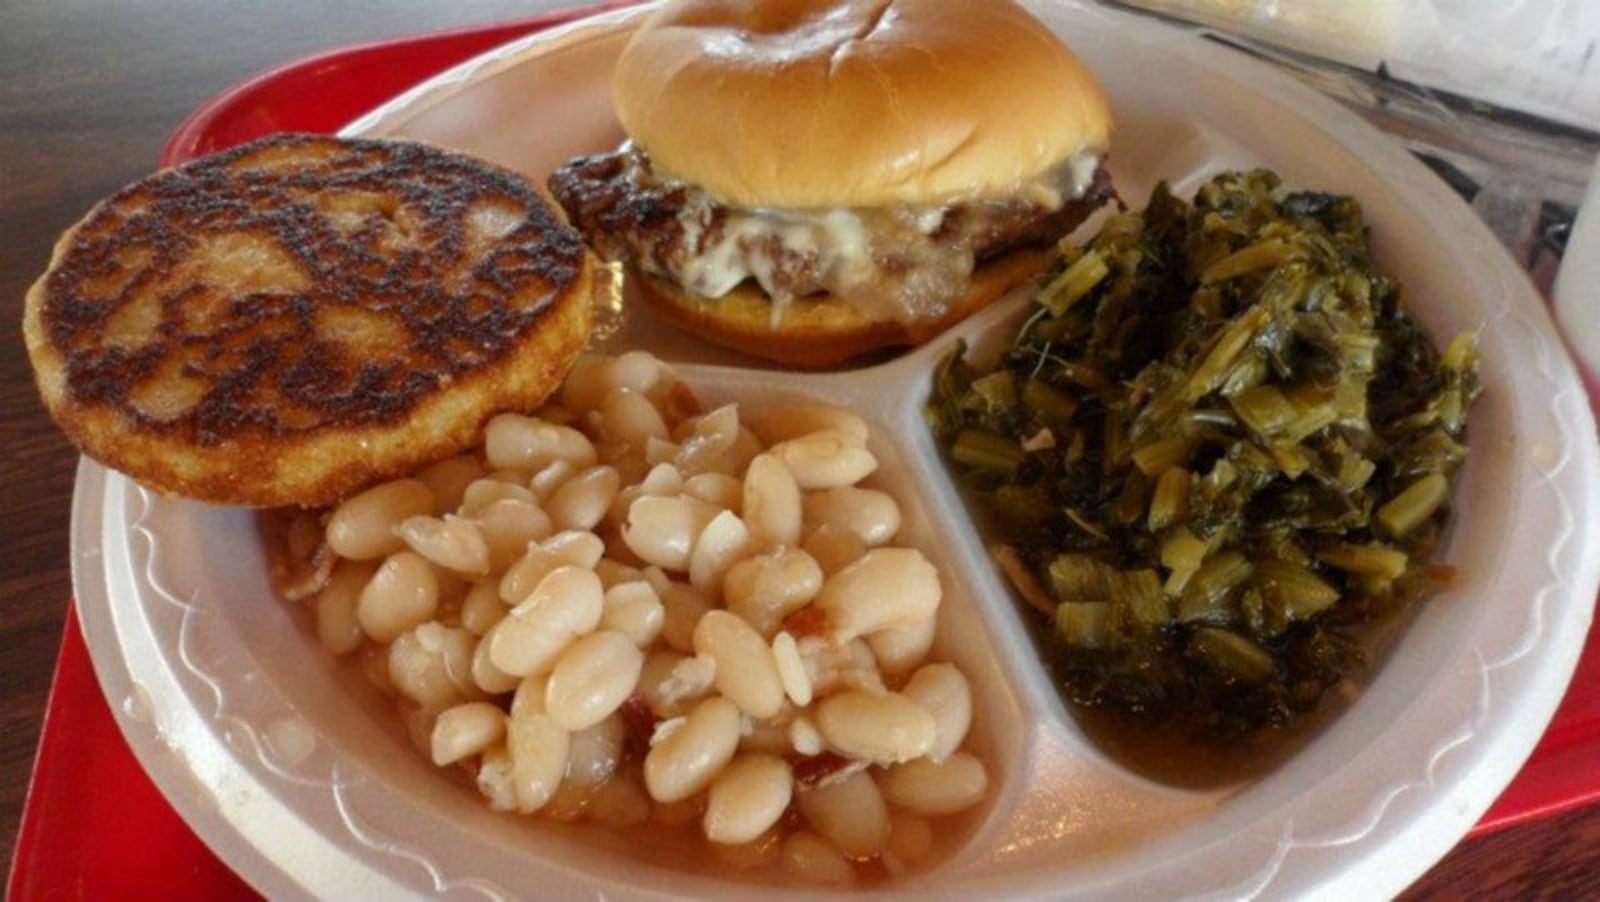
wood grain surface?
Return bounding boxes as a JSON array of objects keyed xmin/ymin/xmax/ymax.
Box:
[{"xmin": 0, "ymin": 0, "xmax": 1593, "ymax": 895}]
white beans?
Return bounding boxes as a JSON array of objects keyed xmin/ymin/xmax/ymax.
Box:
[
  {"xmin": 644, "ymin": 696, "xmax": 741, "ymax": 803},
  {"xmin": 802, "ymin": 523, "xmax": 868, "ymax": 577},
  {"xmin": 675, "ymin": 403, "xmax": 740, "ymax": 476},
  {"xmin": 507, "ymin": 675, "xmax": 569, "ymax": 813},
  {"xmin": 529, "ymin": 459, "xmax": 577, "ymax": 504},
  {"xmin": 646, "ymin": 437, "xmax": 681, "ymax": 466},
  {"xmin": 783, "ymin": 832, "xmax": 854, "ymax": 886},
  {"xmin": 278, "ymin": 356, "xmax": 997, "ymax": 879},
  {"xmin": 738, "ymin": 717, "xmax": 792, "ymax": 755},
  {"xmin": 622, "ymin": 495, "xmax": 718, "ymax": 571},
  {"xmin": 751, "ymin": 402, "xmax": 869, "ymax": 447},
  {"xmin": 396, "ymin": 514, "xmax": 490, "ymax": 575},
  {"xmin": 771, "ymin": 631, "xmax": 813, "ymax": 707},
  {"xmin": 795, "ymin": 769, "xmax": 890, "ymax": 857},
  {"xmin": 803, "ymin": 487, "xmax": 901, "ymax": 547},
  {"xmin": 768, "ymin": 431, "xmax": 877, "ymax": 489},
  {"xmin": 693, "ymin": 611, "xmax": 784, "ymax": 718},
  {"xmin": 693, "ymin": 405, "xmax": 745, "ymax": 459},
  {"xmin": 326, "ymin": 478, "xmax": 433, "ymax": 560},
  {"xmin": 358, "ymin": 551, "xmax": 439, "ymax": 643},
  {"xmin": 901, "ymin": 664, "xmax": 972, "ymax": 763},
  {"xmin": 476, "ymin": 744, "xmax": 517, "ymax": 811},
  {"xmin": 641, "ymin": 565, "xmax": 674, "ymax": 599},
  {"xmin": 565, "ymin": 715, "xmax": 626, "ymax": 787},
  {"xmin": 866, "ymin": 614, "xmax": 938, "ymax": 678},
  {"xmin": 683, "ymin": 472, "xmax": 743, "ymax": 512},
  {"xmin": 588, "ymin": 771, "xmax": 651, "ymax": 828},
  {"xmin": 688, "ymin": 510, "xmax": 752, "ymax": 594},
  {"xmin": 545, "ymin": 631, "xmax": 644, "ymax": 731},
  {"xmin": 742, "ymin": 454, "xmax": 802, "ymax": 549},
  {"xmin": 814, "ymin": 690, "xmax": 937, "ymax": 766},
  {"xmin": 594, "ymin": 557, "xmax": 645, "ymax": 589},
  {"xmin": 554, "ymin": 356, "xmax": 608, "ymax": 413},
  {"xmin": 561, "ymin": 351, "xmax": 664, "ymax": 414},
  {"xmin": 609, "ymin": 350, "xmax": 667, "ymax": 394},
  {"xmin": 499, "ymin": 530, "xmax": 605, "ymax": 604},
  {"xmin": 722, "ymin": 427, "xmax": 764, "ymax": 478},
  {"xmin": 880, "ymin": 752, "xmax": 989, "ymax": 817},
  {"xmin": 815, "ymin": 548, "xmax": 941, "ymax": 641},
  {"xmin": 534, "ymin": 403, "xmax": 577, "ymax": 426},
  {"xmin": 788, "ymin": 714, "xmax": 824, "ymax": 756},
  {"xmin": 542, "ymin": 779, "xmax": 592, "ymax": 823},
  {"xmin": 601, "ymin": 580, "xmax": 665, "ymax": 647},
  {"xmin": 638, "ymin": 461, "xmax": 685, "ymax": 497},
  {"xmin": 546, "ymin": 464, "xmax": 620, "ymax": 532},
  {"xmin": 471, "ymin": 633, "xmax": 520, "ymax": 694},
  {"xmin": 316, "ymin": 560, "xmax": 375, "ymax": 655},
  {"xmin": 638, "ymin": 650, "xmax": 714, "ymax": 718},
  {"xmin": 601, "ymin": 387, "xmax": 671, "ymax": 447},
  {"xmin": 474, "ymin": 498, "xmax": 553, "ymax": 573},
  {"xmin": 704, "ymin": 753, "xmax": 793, "ymax": 844},
  {"xmin": 800, "ymin": 636, "xmax": 885, "ymax": 696},
  {"xmin": 460, "ymin": 478, "xmax": 535, "ymax": 518},
  {"xmin": 723, "ymin": 547, "xmax": 823, "ymax": 637},
  {"xmin": 432, "ymin": 702, "xmax": 506, "ymax": 766},
  {"xmin": 485, "ymin": 414, "xmax": 596, "ymax": 472},
  {"xmin": 388, "ymin": 622, "xmax": 477, "ymax": 709},
  {"xmin": 487, "ymin": 566, "xmax": 603, "ymax": 677},
  {"xmin": 459, "ymin": 579, "xmax": 506, "ymax": 636}
]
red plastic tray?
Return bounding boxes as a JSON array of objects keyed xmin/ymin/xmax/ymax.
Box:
[{"xmin": 10, "ymin": 3, "xmax": 1600, "ymax": 896}]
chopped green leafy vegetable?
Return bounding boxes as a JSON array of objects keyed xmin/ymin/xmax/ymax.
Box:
[{"xmin": 927, "ymin": 170, "xmax": 1479, "ymax": 735}]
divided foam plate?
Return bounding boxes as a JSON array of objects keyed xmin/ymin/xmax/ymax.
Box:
[{"xmin": 72, "ymin": 2, "xmax": 1600, "ymax": 898}]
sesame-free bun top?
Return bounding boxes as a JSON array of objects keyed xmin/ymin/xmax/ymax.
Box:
[{"xmin": 613, "ymin": 0, "xmax": 1112, "ymax": 209}]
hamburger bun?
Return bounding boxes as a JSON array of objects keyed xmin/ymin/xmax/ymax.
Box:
[
  {"xmin": 629, "ymin": 249, "xmax": 1054, "ymax": 368},
  {"xmin": 550, "ymin": 0, "xmax": 1115, "ymax": 367},
  {"xmin": 613, "ymin": 0, "xmax": 1112, "ymax": 208}
]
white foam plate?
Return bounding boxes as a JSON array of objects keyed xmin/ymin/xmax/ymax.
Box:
[{"xmin": 73, "ymin": 1, "xmax": 1600, "ymax": 898}]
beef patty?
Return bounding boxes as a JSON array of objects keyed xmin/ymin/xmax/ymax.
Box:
[{"xmin": 550, "ymin": 143, "xmax": 1113, "ymax": 324}]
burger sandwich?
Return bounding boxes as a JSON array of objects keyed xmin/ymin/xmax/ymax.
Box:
[{"xmin": 550, "ymin": 0, "xmax": 1115, "ymax": 367}]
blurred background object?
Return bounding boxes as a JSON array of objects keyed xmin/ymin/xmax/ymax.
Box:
[
  {"xmin": 1103, "ymin": 0, "xmax": 1599, "ymax": 296},
  {"xmin": 1556, "ymin": 156, "xmax": 1600, "ymax": 391},
  {"xmin": 1111, "ymin": 0, "xmax": 1599, "ymax": 129}
]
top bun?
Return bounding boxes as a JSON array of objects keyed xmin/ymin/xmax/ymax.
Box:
[{"xmin": 613, "ymin": 0, "xmax": 1111, "ymax": 209}]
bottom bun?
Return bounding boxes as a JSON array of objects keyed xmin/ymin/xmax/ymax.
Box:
[{"xmin": 630, "ymin": 250, "xmax": 1056, "ymax": 368}]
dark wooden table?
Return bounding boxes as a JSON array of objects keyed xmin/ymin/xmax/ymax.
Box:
[{"xmin": 0, "ymin": 1, "xmax": 1592, "ymax": 896}]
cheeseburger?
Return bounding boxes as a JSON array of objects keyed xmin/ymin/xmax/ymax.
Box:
[{"xmin": 551, "ymin": 0, "xmax": 1113, "ymax": 366}]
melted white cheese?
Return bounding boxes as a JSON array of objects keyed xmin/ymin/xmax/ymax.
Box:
[{"xmin": 655, "ymin": 150, "xmax": 1102, "ymax": 324}]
